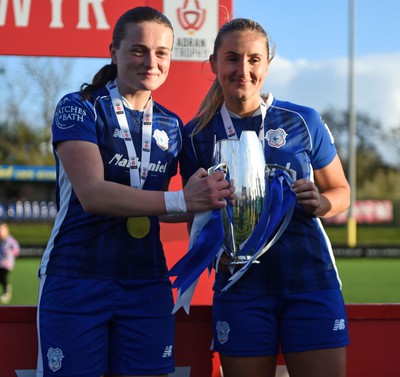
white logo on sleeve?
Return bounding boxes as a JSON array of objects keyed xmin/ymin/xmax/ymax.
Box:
[{"xmin": 55, "ymin": 97, "xmax": 87, "ymax": 129}]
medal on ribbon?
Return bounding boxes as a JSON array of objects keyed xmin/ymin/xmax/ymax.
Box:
[{"xmin": 126, "ymin": 217, "xmax": 151, "ymax": 239}]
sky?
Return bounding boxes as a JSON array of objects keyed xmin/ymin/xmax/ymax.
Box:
[
  {"xmin": 1, "ymin": 0, "xmax": 400, "ymax": 162},
  {"xmin": 236, "ymin": 0, "xmax": 400, "ymax": 163},
  {"xmin": 234, "ymin": 0, "xmax": 400, "ymax": 129}
]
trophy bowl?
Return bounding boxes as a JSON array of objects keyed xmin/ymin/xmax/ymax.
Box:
[
  {"xmin": 212, "ymin": 130, "xmax": 267, "ymax": 264},
  {"xmin": 168, "ymin": 132, "xmax": 296, "ymax": 308}
]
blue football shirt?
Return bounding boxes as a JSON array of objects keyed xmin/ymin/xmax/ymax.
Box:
[
  {"xmin": 39, "ymin": 87, "xmax": 183, "ymax": 279},
  {"xmin": 180, "ymin": 94, "xmax": 342, "ymax": 295}
]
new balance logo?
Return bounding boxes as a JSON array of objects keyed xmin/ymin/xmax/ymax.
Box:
[
  {"xmin": 333, "ymin": 319, "xmax": 346, "ymax": 331},
  {"xmin": 162, "ymin": 345, "xmax": 173, "ymax": 358}
]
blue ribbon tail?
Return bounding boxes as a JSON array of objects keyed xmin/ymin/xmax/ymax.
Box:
[
  {"xmin": 172, "ymin": 277, "xmax": 199, "ymax": 315},
  {"xmin": 221, "ymin": 170, "xmax": 297, "ymax": 292},
  {"xmin": 169, "ymin": 208, "xmax": 224, "ymax": 313}
]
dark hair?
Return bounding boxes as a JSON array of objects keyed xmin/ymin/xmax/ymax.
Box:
[
  {"xmin": 194, "ymin": 18, "xmax": 275, "ymax": 133},
  {"xmin": 80, "ymin": 6, "xmax": 173, "ymax": 100}
]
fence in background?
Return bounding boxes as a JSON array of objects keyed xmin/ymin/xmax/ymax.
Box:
[{"xmin": 0, "ymin": 201, "xmax": 57, "ymax": 222}]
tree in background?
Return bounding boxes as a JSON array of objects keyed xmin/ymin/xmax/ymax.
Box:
[
  {"xmin": 0, "ymin": 58, "xmax": 72, "ymax": 166},
  {"xmin": 0, "ymin": 119, "xmax": 53, "ymax": 165},
  {"xmin": 322, "ymin": 109, "xmax": 400, "ymax": 199}
]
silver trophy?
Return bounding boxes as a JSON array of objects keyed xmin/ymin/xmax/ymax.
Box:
[
  {"xmin": 210, "ymin": 130, "xmax": 296, "ymax": 266},
  {"xmin": 168, "ymin": 131, "xmax": 296, "ymax": 308}
]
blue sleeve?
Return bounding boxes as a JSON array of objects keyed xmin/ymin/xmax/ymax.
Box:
[
  {"xmin": 308, "ymin": 110, "xmax": 337, "ymax": 170},
  {"xmin": 52, "ymin": 92, "xmax": 97, "ymax": 146}
]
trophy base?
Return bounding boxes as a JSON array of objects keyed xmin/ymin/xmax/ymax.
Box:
[
  {"xmin": 230, "ymin": 255, "xmax": 260, "ymax": 265},
  {"xmin": 221, "ymin": 253, "xmax": 260, "ymax": 266}
]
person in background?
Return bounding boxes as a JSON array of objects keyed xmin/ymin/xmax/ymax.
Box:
[
  {"xmin": 0, "ymin": 221, "xmax": 20, "ymax": 304},
  {"xmin": 35, "ymin": 6, "xmax": 231, "ymax": 377},
  {"xmin": 180, "ymin": 18, "xmax": 351, "ymax": 377}
]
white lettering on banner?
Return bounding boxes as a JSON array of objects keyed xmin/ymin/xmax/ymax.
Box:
[
  {"xmin": 0, "ymin": 0, "xmax": 109, "ymax": 29},
  {"xmin": 0, "ymin": 0, "xmax": 32, "ymax": 26},
  {"xmin": 50, "ymin": 0, "xmax": 63, "ymax": 27},
  {"xmin": 76, "ymin": 0, "xmax": 109, "ymax": 29}
]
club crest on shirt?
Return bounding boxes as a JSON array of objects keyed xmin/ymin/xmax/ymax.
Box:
[
  {"xmin": 153, "ymin": 129, "xmax": 169, "ymax": 151},
  {"xmin": 266, "ymin": 128, "xmax": 288, "ymax": 148},
  {"xmin": 47, "ymin": 347, "xmax": 64, "ymax": 372},
  {"xmin": 216, "ymin": 320, "xmax": 230, "ymax": 344}
]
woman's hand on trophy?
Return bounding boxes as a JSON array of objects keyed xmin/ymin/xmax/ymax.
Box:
[
  {"xmin": 291, "ymin": 178, "xmax": 322, "ymax": 215},
  {"xmin": 183, "ymin": 168, "xmax": 231, "ymax": 212},
  {"xmin": 228, "ymin": 179, "xmax": 237, "ymax": 206}
]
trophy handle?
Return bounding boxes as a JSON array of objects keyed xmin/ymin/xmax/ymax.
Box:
[
  {"xmin": 266, "ymin": 164, "xmax": 297, "ymax": 182},
  {"xmin": 208, "ymin": 162, "xmax": 228, "ymax": 177},
  {"xmin": 207, "ymin": 163, "xmax": 237, "ymax": 260}
]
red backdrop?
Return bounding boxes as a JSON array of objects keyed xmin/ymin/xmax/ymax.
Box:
[{"xmin": 1, "ymin": 305, "xmax": 400, "ymax": 377}]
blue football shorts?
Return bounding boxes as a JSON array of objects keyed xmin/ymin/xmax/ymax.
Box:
[
  {"xmin": 36, "ymin": 274, "xmax": 175, "ymax": 377},
  {"xmin": 212, "ymin": 288, "xmax": 350, "ymax": 356}
]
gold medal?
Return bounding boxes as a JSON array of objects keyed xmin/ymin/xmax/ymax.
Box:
[{"xmin": 126, "ymin": 217, "xmax": 151, "ymax": 238}]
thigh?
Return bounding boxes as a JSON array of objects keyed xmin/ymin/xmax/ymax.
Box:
[
  {"xmin": 212, "ymin": 291, "xmax": 280, "ymax": 357},
  {"xmin": 284, "ymin": 347, "xmax": 347, "ymax": 377},
  {"xmin": 220, "ymin": 354, "xmax": 278, "ymax": 377},
  {"xmin": 37, "ymin": 275, "xmax": 112, "ymax": 377},
  {"xmin": 108, "ymin": 278, "xmax": 175, "ymax": 376}
]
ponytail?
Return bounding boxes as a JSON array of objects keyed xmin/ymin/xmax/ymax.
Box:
[
  {"xmin": 80, "ymin": 63, "xmax": 117, "ymax": 100},
  {"xmin": 192, "ymin": 78, "xmax": 224, "ymax": 135}
]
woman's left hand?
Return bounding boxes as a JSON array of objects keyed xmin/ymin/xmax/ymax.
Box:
[{"xmin": 291, "ymin": 178, "xmax": 321, "ymax": 215}]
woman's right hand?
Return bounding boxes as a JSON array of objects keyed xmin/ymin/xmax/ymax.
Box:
[{"xmin": 183, "ymin": 168, "xmax": 231, "ymax": 212}]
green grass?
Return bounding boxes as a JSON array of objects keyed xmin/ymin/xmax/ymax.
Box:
[
  {"xmin": 8, "ymin": 223, "xmax": 53, "ymax": 246},
  {"xmin": 7, "ymin": 223, "xmax": 400, "ymax": 247},
  {"xmin": 325, "ymin": 225, "xmax": 400, "ymax": 246},
  {"xmin": 336, "ymin": 258, "xmax": 400, "ymax": 303},
  {"xmin": 4, "ymin": 257, "xmax": 40, "ymax": 306},
  {"xmin": 2, "ymin": 223, "xmax": 399, "ymax": 306},
  {"xmin": 1, "ymin": 257, "xmax": 399, "ymax": 306}
]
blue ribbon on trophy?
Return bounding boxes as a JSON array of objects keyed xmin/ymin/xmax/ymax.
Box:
[{"xmin": 169, "ymin": 131, "xmax": 297, "ymax": 314}]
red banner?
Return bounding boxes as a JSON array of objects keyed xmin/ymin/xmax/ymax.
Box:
[
  {"xmin": 0, "ymin": 0, "xmax": 232, "ymax": 58},
  {"xmin": 1, "ymin": 0, "xmax": 158, "ymax": 57},
  {"xmin": 323, "ymin": 200, "xmax": 394, "ymax": 225}
]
